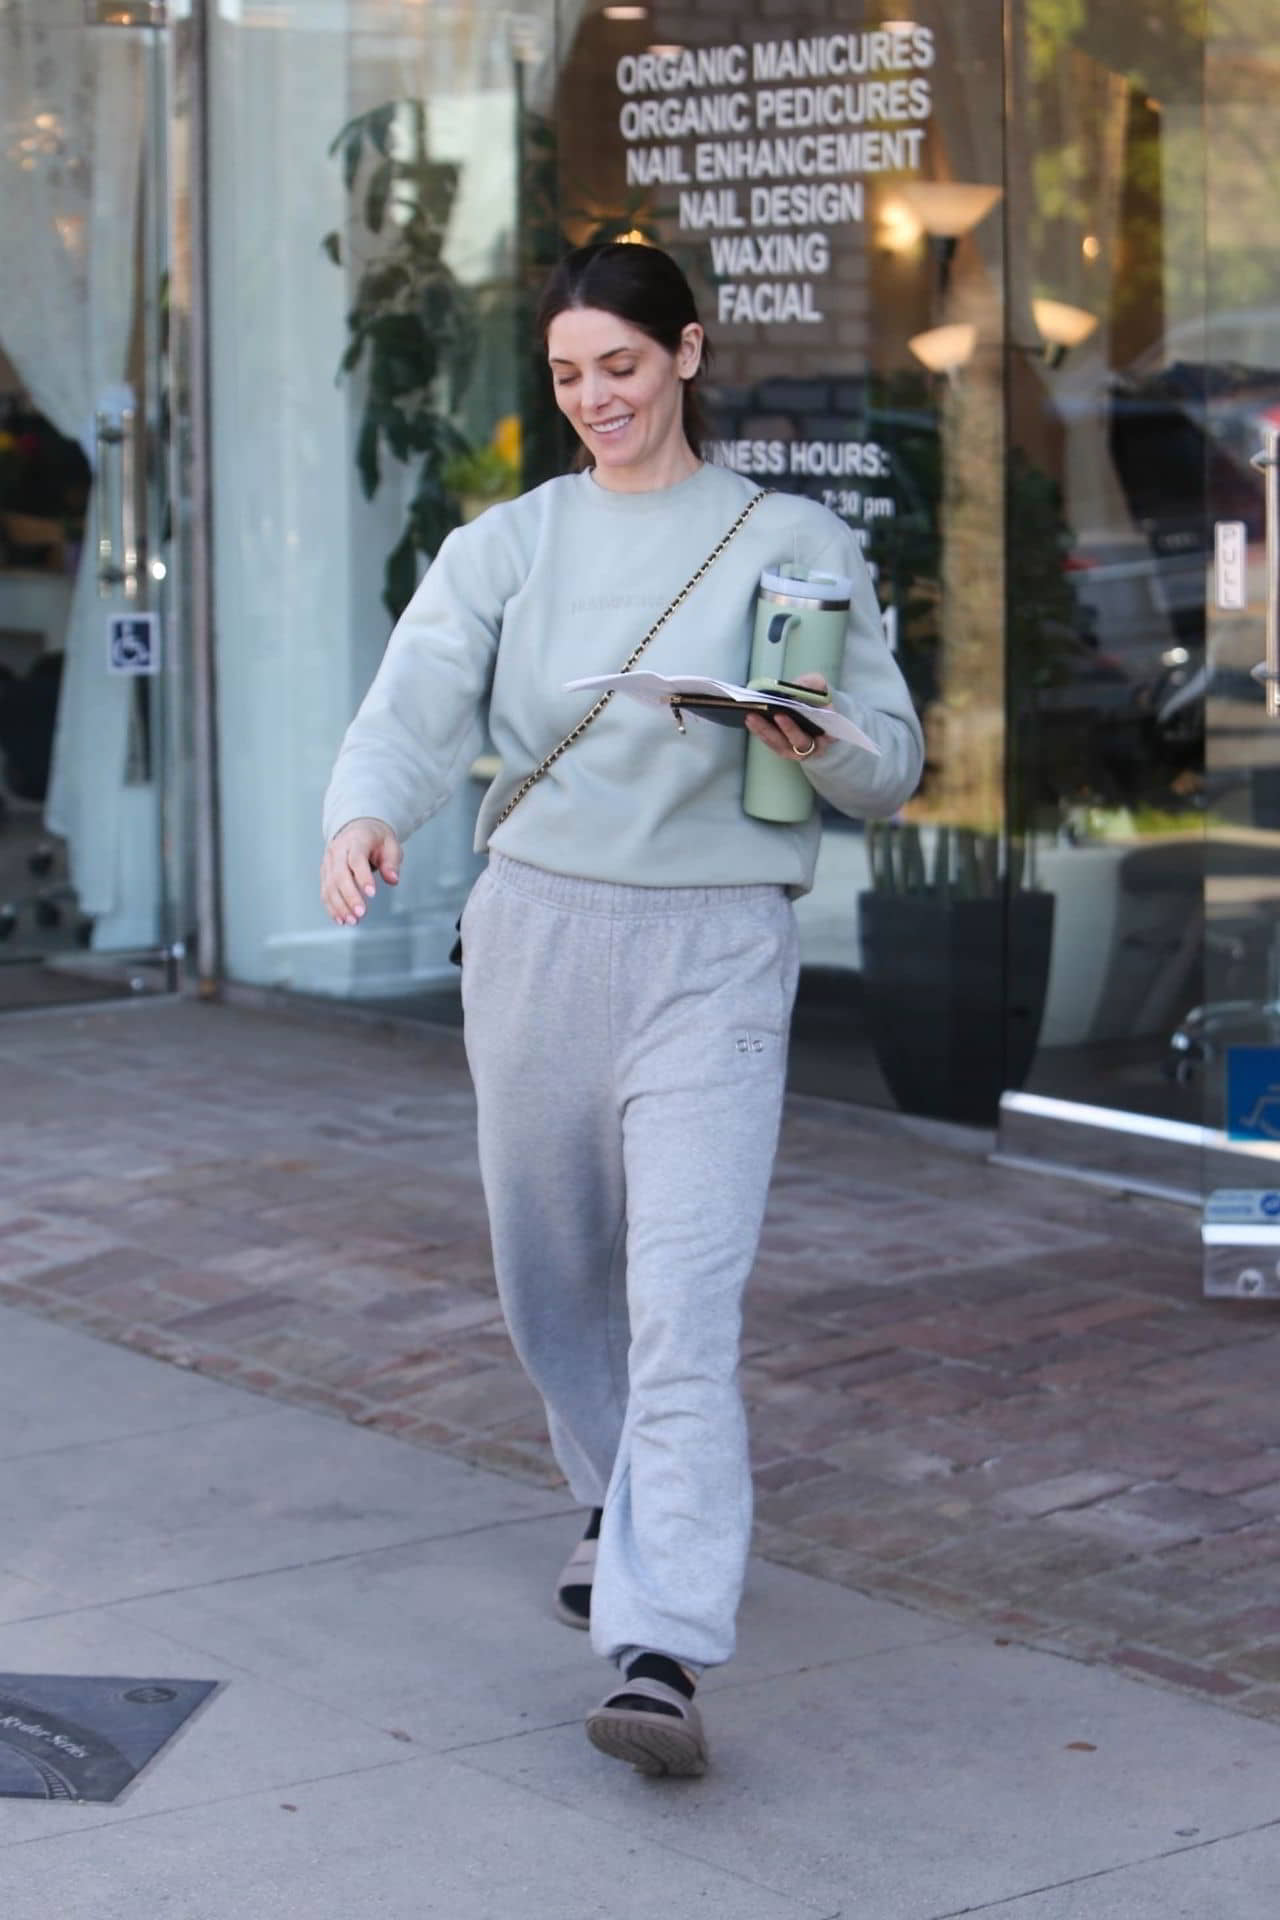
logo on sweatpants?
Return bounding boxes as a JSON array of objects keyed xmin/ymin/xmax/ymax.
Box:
[{"xmin": 736, "ymin": 1033, "xmax": 766, "ymax": 1056}]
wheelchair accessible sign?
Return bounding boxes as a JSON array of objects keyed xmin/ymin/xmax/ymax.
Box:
[
  {"xmin": 107, "ymin": 613, "xmax": 160, "ymax": 676},
  {"xmin": 1225, "ymin": 1045, "xmax": 1280, "ymax": 1142}
]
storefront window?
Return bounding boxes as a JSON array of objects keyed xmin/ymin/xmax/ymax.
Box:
[
  {"xmin": 0, "ymin": 3, "xmax": 175, "ymax": 1008},
  {"xmin": 203, "ymin": 0, "xmax": 1266, "ymax": 1161},
  {"xmin": 555, "ymin": 1, "xmax": 1008, "ymax": 1120},
  {"xmin": 1200, "ymin": 0, "xmax": 1280, "ymax": 1283},
  {"xmin": 1006, "ymin": 1, "xmax": 1212, "ymax": 1124},
  {"xmin": 209, "ymin": 1, "xmax": 552, "ymax": 1001}
]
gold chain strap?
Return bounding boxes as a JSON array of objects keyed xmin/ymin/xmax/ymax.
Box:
[{"xmin": 493, "ymin": 488, "xmax": 768, "ymax": 829}]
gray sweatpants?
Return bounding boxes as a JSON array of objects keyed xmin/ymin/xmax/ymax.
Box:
[{"xmin": 460, "ymin": 853, "xmax": 800, "ymax": 1672}]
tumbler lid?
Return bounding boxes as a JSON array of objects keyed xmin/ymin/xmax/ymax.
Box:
[{"xmin": 759, "ymin": 563, "xmax": 852, "ymax": 606}]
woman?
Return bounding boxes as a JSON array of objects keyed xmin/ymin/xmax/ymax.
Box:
[{"xmin": 321, "ymin": 242, "xmax": 923, "ymax": 1778}]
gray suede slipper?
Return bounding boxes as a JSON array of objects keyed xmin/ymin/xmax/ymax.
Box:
[
  {"xmin": 553, "ymin": 1535, "xmax": 596, "ymax": 1629},
  {"xmin": 585, "ymin": 1675, "xmax": 708, "ymax": 1777}
]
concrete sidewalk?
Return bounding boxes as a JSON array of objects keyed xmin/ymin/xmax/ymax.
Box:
[{"xmin": 0, "ymin": 1300, "xmax": 1277, "ymax": 1918}]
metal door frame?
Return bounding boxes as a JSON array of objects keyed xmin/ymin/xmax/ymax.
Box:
[{"xmin": 165, "ymin": 1, "xmax": 221, "ymax": 995}]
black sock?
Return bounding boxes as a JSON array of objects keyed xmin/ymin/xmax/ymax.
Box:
[
  {"xmin": 558, "ymin": 1509, "xmax": 603, "ymax": 1622},
  {"xmin": 610, "ymin": 1653, "xmax": 695, "ymax": 1718}
]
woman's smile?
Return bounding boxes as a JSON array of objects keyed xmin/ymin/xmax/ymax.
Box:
[{"xmin": 546, "ymin": 305, "xmax": 702, "ymax": 492}]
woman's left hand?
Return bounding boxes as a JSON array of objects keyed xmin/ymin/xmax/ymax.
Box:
[{"xmin": 744, "ymin": 673, "xmax": 833, "ymax": 761}]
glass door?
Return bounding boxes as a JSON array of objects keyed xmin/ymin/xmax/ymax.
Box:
[
  {"xmin": 0, "ymin": 0, "xmax": 178, "ymax": 1013},
  {"xmin": 994, "ymin": 0, "xmax": 1280, "ymax": 1283},
  {"xmin": 1198, "ymin": 0, "xmax": 1280, "ymax": 1298},
  {"xmin": 553, "ymin": 0, "xmax": 1010, "ymax": 1118},
  {"xmin": 999, "ymin": 0, "xmax": 1211, "ymax": 1185},
  {"xmin": 202, "ymin": 0, "xmax": 538, "ymax": 1008}
]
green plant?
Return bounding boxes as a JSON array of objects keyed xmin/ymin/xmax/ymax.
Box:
[
  {"xmin": 324, "ymin": 101, "xmax": 477, "ymax": 620},
  {"xmin": 442, "ymin": 443, "xmax": 518, "ymax": 502},
  {"xmin": 865, "ymin": 821, "xmax": 1032, "ymax": 900}
]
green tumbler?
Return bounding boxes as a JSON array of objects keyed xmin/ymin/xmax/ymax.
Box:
[{"xmin": 743, "ymin": 563, "xmax": 852, "ymax": 823}]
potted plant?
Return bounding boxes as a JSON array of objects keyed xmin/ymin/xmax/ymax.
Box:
[
  {"xmin": 855, "ymin": 431, "xmax": 1075, "ymax": 1127},
  {"xmin": 323, "ymin": 100, "xmax": 479, "ymax": 620},
  {"xmin": 858, "ymin": 821, "xmax": 1055, "ymax": 1125},
  {"xmin": 442, "ymin": 416, "xmax": 522, "ymax": 522}
]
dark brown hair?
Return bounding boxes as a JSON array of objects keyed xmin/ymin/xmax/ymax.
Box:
[{"xmin": 536, "ymin": 242, "xmax": 714, "ymax": 460}]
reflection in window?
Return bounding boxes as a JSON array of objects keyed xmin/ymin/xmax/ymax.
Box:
[
  {"xmin": 1008, "ymin": 1, "xmax": 1216, "ymax": 1121},
  {"xmin": 554, "ymin": 1, "xmax": 1010, "ymax": 1121},
  {"xmin": 209, "ymin": 1, "xmax": 554, "ymax": 1001}
]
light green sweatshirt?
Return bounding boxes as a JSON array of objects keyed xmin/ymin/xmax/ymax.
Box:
[{"xmin": 323, "ymin": 460, "xmax": 923, "ymax": 894}]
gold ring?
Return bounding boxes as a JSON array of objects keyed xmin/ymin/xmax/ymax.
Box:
[{"xmin": 793, "ymin": 738, "xmax": 817, "ymax": 759}]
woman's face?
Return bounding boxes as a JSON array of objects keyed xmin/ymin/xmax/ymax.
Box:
[{"xmin": 546, "ymin": 306, "xmax": 702, "ymax": 488}]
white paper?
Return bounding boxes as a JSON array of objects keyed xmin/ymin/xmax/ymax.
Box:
[{"xmin": 564, "ymin": 671, "xmax": 881, "ymax": 755}]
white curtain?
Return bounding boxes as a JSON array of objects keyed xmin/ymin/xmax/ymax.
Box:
[{"xmin": 0, "ymin": 0, "xmax": 145, "ymax": 926}]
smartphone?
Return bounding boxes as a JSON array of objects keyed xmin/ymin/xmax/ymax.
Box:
[
  {"xmin": 749, "ymin": 677, "xmax": 834, "ymax": 707},
  {"xmin": 749, "ymin": 677, "xmax": 832, "ymax": 737}
]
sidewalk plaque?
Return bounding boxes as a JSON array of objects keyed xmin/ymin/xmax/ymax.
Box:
[
  {"xmin": 107, "ymin": 612, "xmax": 161, "ymax": 676},
  {"xmin": 0, "ymin": 1673, "xmax": 218, "ymax": 1802}
]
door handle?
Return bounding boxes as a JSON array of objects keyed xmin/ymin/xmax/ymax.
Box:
[
  {"xmin": 1250, "ymin": 427, "xmax": 1280, "ymax": 718},
  {"xmin": 95, "ymin": 397, "xmax": 141, "ymax": 598}
]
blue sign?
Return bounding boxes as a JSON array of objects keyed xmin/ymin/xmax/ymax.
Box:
[
  {"xmin": 1205, "ymin": 1188, "xmax": 1280, "ymax": 1223},
  {"xmin": 1225, "ymin": 1045, "xmax": 1280, "ymax": 1142},
  {"xmin": 107, "ymin": 613, "xmax": 160, "ymax": 676}
]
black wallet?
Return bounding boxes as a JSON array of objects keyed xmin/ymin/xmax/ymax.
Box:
[{"xmin": 670, "ymin": 693, "xmax": 825, "ymax": 738}]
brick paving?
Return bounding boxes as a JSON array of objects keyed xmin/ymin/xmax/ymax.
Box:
[{"xmin": 3, "ymin": 997, "xmax": 1280, "ymax": 1721}]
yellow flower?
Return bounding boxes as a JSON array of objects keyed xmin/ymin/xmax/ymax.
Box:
[{"xmin": 492, "ymin": 414, "xmax": 521, "ymax": 469}]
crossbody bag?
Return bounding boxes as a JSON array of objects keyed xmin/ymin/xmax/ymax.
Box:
[{"xmin": 450, "ymin": 485, "xmax": 768, "ymax": 966}]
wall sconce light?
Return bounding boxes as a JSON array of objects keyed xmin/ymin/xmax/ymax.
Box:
[
  {"xmin": 907, "ymin": 322, "xmax": 977, "ymax": 378},
  {"xmin": 898, "ymin": 182, "xmax": 1003, "ymax": 239},
  {"xmin": 898, "ymin": 181, "xmax": 1003, "ymax": 298},
  {"xmin": 1031, "ymin": 296, "xmax": 1098, "ymax": 367},
  {"xmin": 84, "ymin": 0, "xmax": 166, "ymax": 20},
  {"xmin": 877, "ymin": 195, "xmax": 924, "ymax": 256},
  {"xmin": 603, "ymin": 5, "xmax": 649, "ymax": 18}
]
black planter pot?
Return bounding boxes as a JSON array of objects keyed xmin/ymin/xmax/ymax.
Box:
[{"xmin": 857, "ymin": 890, "xmax": 1056, "ymax": 1126}]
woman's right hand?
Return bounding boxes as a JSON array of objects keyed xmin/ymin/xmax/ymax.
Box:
[{"xmin": 321, "ymin": 817, "xmax": 403, "ymax": 926}]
